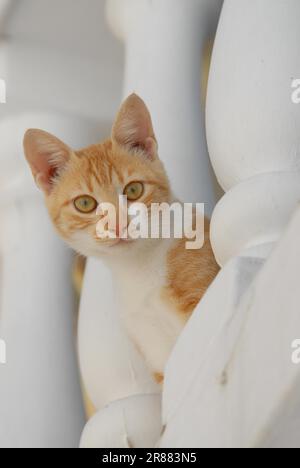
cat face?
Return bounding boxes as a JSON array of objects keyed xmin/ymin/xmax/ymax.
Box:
[{"xmin": 24, "ymin": 94, "xmax": 171, "ymax": 257}]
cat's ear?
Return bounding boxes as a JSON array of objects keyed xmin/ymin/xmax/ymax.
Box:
[
  {"xmin": 112, "ymin": 93, "xmax": 158, "ymax": 160},
  {"xmin": 23, "ymin": 129, "xmax": 72, "ymax": 195}
]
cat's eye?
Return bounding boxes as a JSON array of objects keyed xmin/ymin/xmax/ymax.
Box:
[
  {"xmin": 74, "ymin": 195, "xmax": 97, "ymax": 214},
  {"xmin": 124, "ymin": 182, "xmax": 144, "ymax": 201}
]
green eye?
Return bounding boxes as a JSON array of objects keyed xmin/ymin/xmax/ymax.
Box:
[
  {"xmin": 74, "ymin": 195, "xmax": 97, "ymax": 214},
  {"xmin": 124, "ymin": 182, "xmax": 144, "ymax": 201}
]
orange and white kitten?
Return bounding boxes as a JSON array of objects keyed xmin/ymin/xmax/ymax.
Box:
[{"xmin": 23, "ymin": 94, "xmax": 219, "ymax": 384}]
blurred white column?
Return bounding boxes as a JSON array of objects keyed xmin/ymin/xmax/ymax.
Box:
[
  {"xmin": 0, "ymin": 114, "xmax": 88, "ymax": 448},
  {"xmin": 79, "ymin": 0, "xmax": 223, "ymax": 449},
  {"xmin": 160, "ymin": 0, "xmax": 300, "ymax": 448},
  {"xmin": 0, "ymin": 0, "xmax": 10, "ymax": 26}
]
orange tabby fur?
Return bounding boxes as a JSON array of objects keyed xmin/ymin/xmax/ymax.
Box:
[
  {"xmin": 164, "ymin": 219, "xmax": 217, "ymax": 316},
  {"xmin": 23, "ymin": 94, "xmax": 219, "ymax": 382}
]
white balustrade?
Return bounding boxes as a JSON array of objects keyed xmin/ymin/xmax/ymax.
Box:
[
  {"xmin": 160, "ymin": 0, "xmax": 300, "ymax": 448},
  {"xmin": 3, "ymin": 0, "xmax": 299, "ymax": 449},
  {"xmin": 79, "ymin": 0, "xmax": 223, "ymax": 448}
]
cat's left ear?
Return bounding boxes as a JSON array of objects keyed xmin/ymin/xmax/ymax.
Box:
[
  {"xmin": 23, "ymin": 129, "xmax": 72, "ymax": 195},
  {"xmin": 112, "ymin": 93, "xmax": 158, "ymax": 161}
]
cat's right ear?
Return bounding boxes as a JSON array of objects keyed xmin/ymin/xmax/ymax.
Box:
[{"xmin": 23, "ymin": 129, "xmax": 72, "ymax": 195}]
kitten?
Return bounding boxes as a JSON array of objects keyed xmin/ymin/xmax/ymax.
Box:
[{"xmin": 23, "ymin": 94, "xmax": 219, "ymax": 384}]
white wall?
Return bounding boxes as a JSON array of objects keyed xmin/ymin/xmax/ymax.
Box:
[{"xmin": 1, "ymin": 0, "xmax": 124, "ymax": 123}]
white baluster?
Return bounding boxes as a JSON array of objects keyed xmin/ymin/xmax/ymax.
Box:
[
  {"xmin": 79, "ymin": 0, "xmax": 223, "ymax": 448},
  {"xmin": 208, "ymin": 0, "xmax": 300, "ymax": 267},
  {"xmin": 160, "ymin": 0, "xmax": 300, "ymax": 448},
  {"xmin": 0, "ymin": 114, "xmax": 88, "ymax": 448}
]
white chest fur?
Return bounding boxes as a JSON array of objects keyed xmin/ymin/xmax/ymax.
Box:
[{"xmin": 111, "ymin": 240, "xmax": 184, "ymax": 374}]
